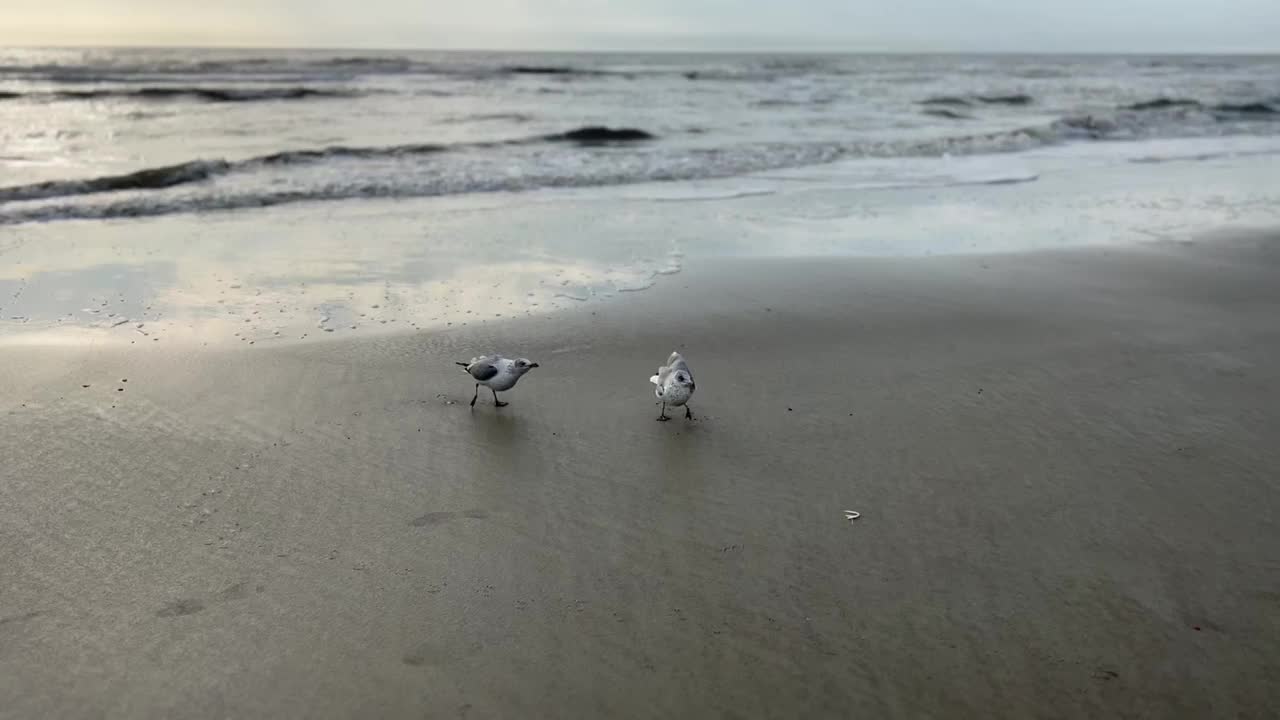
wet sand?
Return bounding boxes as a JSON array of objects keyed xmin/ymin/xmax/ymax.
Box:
[{"xmin": 3, "ymin": 233, "xmax": 1280, "ymax": 718}]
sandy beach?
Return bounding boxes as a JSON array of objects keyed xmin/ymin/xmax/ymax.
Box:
[{"xmin": 3, "ymin": 231, "xmax": 1279, "ymax": 718}]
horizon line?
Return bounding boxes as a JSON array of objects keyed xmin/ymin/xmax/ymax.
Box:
[{"xmin": 2, "ymin": 42, "xmax": 1278, "ymax": 56}]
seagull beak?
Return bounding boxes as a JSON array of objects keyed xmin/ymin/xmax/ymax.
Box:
[{"xmin": 530, "ymin": 363, "xmax": 540, "ymax": 368}]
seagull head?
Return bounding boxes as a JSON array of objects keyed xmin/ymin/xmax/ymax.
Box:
[{"xmin": 513, "ymin": 358, "xmax": 540, "ymax": 374}]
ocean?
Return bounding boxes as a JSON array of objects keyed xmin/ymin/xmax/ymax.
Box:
[
  {"xmin": 2, "ymin": 48, "xmax": 1279, "ymax": 222},
  {"xmin": 1, "ymin": 48, "xmax": 1279, "ymax": 343}
]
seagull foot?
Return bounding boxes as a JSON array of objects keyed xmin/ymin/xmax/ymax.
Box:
[
  {"xmin": 494, "ymin": 401, "xmax": 509, "ymax": 408},
  {"xmin": 656, "ymin": 415, "xmax": 670, "ymax": 422}
]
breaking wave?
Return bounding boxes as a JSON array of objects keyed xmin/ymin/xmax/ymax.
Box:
[{"xmin": 0, "ymin": 127, "xmax": 655, "ymax": 204}]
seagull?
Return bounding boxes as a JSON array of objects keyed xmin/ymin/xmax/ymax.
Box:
[
  {"xmin": 650, "ymin": 351, "xmax": 695, "ymax": 421},
  {"xmin": 456, "ymin": 355, "xmax": 539, "ymax": 408}
]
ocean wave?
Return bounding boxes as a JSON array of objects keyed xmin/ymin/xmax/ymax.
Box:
[
  {"xmin": 976, "ymin": 94, "xmax": 1034, "ymax": 106},
  {"xmin": 1125, "ymin": 97, "xmax": 1202, "ymax": 111},
  {"xmin": 0, "ymin": 144, "xmax": 451, "ymax": 202},
  {"xmin": 0, "ymin": 158, "xmax": 1045, "ymax": 225},
  {"xmin": 1048, "ymin": 97, "xmax": 1280, "ymax": 140},
  {"xmin": 0, "ymin": 126, "xmax": 1067, "ymax": 222},
  {"xmin": 680, "ymin": 70, "xmax": 801, "ymax": 83},
  {"xmin": 0, "ymin": 57, "xmax": 429, "ymax": 81},
  {"xmin": 0, "ymin": 126, "xmax": 655, "ymax": 203},
  {"xmin": 1215, "ymin": 102, "xmax": 1278, "ymax": 115},
  {"xmin": 254, "ymin": 143, "xmax": 449, "ymax": 165},
  {"xmin": 502, "ymin": 65, "xmax": 609, "ymax": 76},
  {"xmin": 2, "ymin": 100, "xmax": 1277, "ymax": 223},
  {"xmin": 1123, "ymin": 98, "xmax": 1278, "ymax": 115},
  {"xmin": 1128, "ymin": 146, "xmax": 1280, "ymax": 164},
  {"xmin": 922, "ymin": 108, "xmax": 972, "ymax": 120},
  {"xmin": 920, "ymin": 96, "xmax": 974, "ymax": 107},
  {"xmin": 922, "ymin": 94, "xmax": 1279, "ymax": 122},
  {"xmin": 0, "ymin": 86, "xmax": 364, "ymax": 103},
  {"xmin": 0, "ymin": 160, "xmax": 231, "ymax": 203},
  {"xmin": 440, "ymin": 112, "xmax": 534, "ymax": 124},
  {"xmin": 920, "ymin": 94, "xmax": 1034, "ymax": 107},
  {"xmin": 317, "ymin": 56, "xmax": 415, "ymax": 70},
  {"xmin": 0, "ymin": 179, "xmax": 621, "ymax": 224},
  {"xmin": 545, "ymin": 127, "xmax": 656, "ymax": 144},
  {"xmin": 752, "ymin": 96, "xmax": 840, "ymax": 108},
  {"xmin": 0, "ymin": 57, "xmax": 640, "ymax": 83}
]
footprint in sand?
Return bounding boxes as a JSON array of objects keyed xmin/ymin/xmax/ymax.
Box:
[
  {"xmin": 402, "ymin": 642, "xmax": 443, "ymax": 666},
  {"xmin": 156, "ymin": 598, "xmax": 206, "ymax": 618},
  {"xmin": 156, "ymin": 581, "xmax": 263, "ymax": 618},
  {"xmin": 0, "ymin": 610, "xmax": 44, "ymax": 627}
]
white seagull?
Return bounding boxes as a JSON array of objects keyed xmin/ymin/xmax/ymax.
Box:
[
  {"xmin": 650, "ymin": 351, "xmax": 696, "ymax": 421},
  {"xmin": 456, "ymin": 355, "xmax": 539, "ymax": 408}
]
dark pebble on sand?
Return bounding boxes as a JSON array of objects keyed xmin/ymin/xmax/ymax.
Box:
[{"xmin": 82, "ymin": 384, "xmax": 90, "ymax": 388}]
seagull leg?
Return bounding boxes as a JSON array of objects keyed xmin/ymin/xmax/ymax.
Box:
[
  {"xmin": 492, "ymin": 388, "xmax": 508, "ymax": 407},
  {"xmin": 470, "ymin": 384, "xmax": 479, "ymax": 407},
  {"xmin": 685, "ymin": 405, "xmax": 694, "ymax": 420},
  {"xmin": 656, "ymin": 402, "xmax": 670, "ymax": 421}
]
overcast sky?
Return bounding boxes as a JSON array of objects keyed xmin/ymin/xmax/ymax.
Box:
[{"xmin": 2, "ymin": 0, "xmax": 1277, "ymax": 52}]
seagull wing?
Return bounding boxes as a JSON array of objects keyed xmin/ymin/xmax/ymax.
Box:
[
  {"xmin": 666, "ymin": 352, "xmax": 691, "ymax": 380},
  {"xmin": 653, "ymin": 361, "xmax": 675, "ymax": 385},
  {"xmin": 467, "ymin": 357, "xmax": 501, "ymax": 381}
]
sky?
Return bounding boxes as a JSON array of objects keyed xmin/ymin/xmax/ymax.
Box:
[{"xmin": 1, "ymin": 0, "xmax": 1277, "ymax": 52}]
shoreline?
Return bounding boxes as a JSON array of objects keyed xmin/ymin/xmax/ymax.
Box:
[
  {"xmin": 4, "ymin": 145, "xmax": 1280, "ymax": 350},
  {"xmin": 4, "ymin": 232, "xmax": 1280, "ymax": 717}
]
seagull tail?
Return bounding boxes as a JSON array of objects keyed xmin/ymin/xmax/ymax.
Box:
[{"xmin": 649, "ymin": 374, "xmax": 661, "ymax": 385}]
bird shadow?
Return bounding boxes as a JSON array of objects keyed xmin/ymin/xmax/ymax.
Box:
[
  {"xmin": 468, "ymin": 409, "xmax": 523, "ymax": 436},
  {"xmin": 649, "ymin": 411, "xmax": 710, "ymax": 479},
  {"xmin": 465, "ymin": 410, "xmax": 529, "ymax": 474}
]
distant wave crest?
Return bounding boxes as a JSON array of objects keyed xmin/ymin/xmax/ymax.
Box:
[
  {"xmin": 1124, "ymin": 97, "xmax": 1279, "ymax": 115},
  {"xmin": 920, "ymin": 94, "xmax": 1034, "ymax": 107},
  {"xmin": 0, "ymin": 86, "xmax": 364, "ymax": 103}
]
